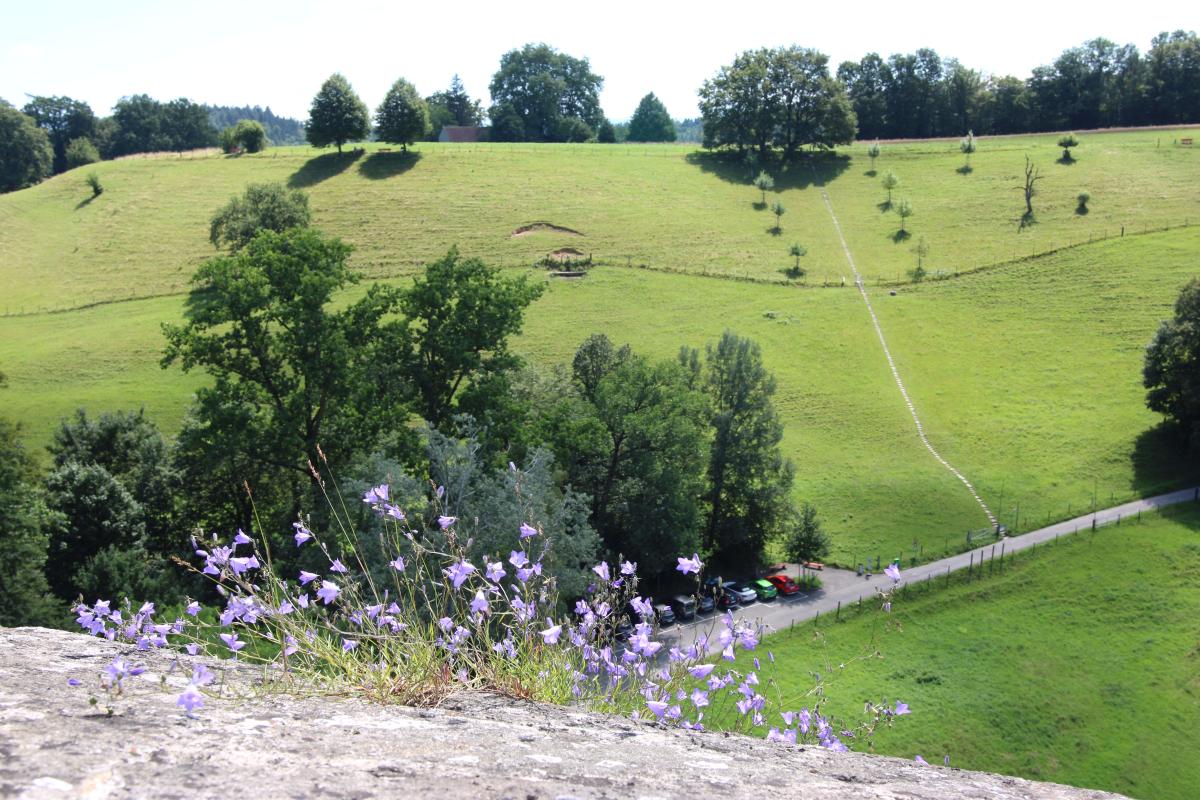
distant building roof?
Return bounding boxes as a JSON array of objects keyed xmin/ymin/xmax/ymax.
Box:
[{"xmin": 438, "ymin": 126, "xmax": 487, "ymax": 143}]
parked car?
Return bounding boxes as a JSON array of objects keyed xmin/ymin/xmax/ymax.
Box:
[
  {"xmin": 697, "ymin": 592, "xmax": 716, "ymax": 614},
  {"xmin": 715, "ymin": 589, "xmax": 739, "ymax": 610},
  {"xmin": 751, "ymin": 578, "xmax": 778, "ymax": 601},
  {"xmin": 670, "ymin": 594, "xmax": 697, "ymax": 621},
  {"xmin": 724, "ymin": 580, "xmax": 758, "ymax": 605},
  {"xmin": 653, "ymin": 601, "xmax": 676, "ymax": 626},
  {"xmin": 765, "ymin": 574, "xmax": 801, "ymax": 596}
]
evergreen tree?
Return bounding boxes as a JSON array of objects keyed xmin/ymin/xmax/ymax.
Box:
[
  {"xmin": 305, "ymin": 74, "xmax": 370, "ymax": 153},
  {"xmin": 375, "ymin": 78, "xmax": 430, "ymax": 151},
  {"xmin": 627, "ymin": 92, "xmax": 676, "ymax": 142}
]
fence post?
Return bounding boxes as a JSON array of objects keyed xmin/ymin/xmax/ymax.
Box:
[{"xmin": 836, "ymin": 601, "xmax": 841, "ymax": 620}]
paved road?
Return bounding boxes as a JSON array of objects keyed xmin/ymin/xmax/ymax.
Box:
[{"xmin": 657, "ymin": 486, "xmax": 1200, "ymax": 651}]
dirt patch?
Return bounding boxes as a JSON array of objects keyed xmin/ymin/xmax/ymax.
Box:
[
  {"xmin": 549, "ymin": 271, "xmax": 587, "ymax": 279},
  {"xmin": 511, "ymin": 222, "xmax": 584, "ymax": 238},
  {"xmin": 547, "ymin": 247, "xmax": 585, "ymax": 261}
]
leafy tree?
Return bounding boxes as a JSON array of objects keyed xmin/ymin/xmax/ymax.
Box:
[
  {"xmin": 627, "ymin": 93, "xmax": 676, "ymax": 142},
  {"xmin": 421, "ymin": 425, "xmax": 600, "ymax": 601},
  {"xmin": 305, "ymin": 74, "xmax": 370, "ymax": 153},
  {"xmin": 398, "ymin": 247, "xmax": 544, "ymax": 429},
  {"xmin": 572, "ymin": 334, "xmax": 631, "ymax": 403},
  {"xmin": 1057, "ymin": 132, "xmax": 1080, "ymax": 162},
  {"xmin": 785, "ymin": 243, "xmax": 807, "ymax": 279},
  {"xmin": 783, "ymin": 502, "xmax": 830, "ymax": 565},
  {"xmin": 375, "ymin": 78, "xmax": 429, "ymax": 151},
  {"xmin": 206, "ymin": 104, "xmax": 305, "ymax": 145},
  {"xmin": 0, "ymin": 413, "xmax": 57, "ymax": 626},
  {"xmin": 753, "ymin": 171, "xmax": 774, "ymax": 205},
  {"xmin": 771, "ymin": 201, "xmax": 786, "ymax": 232},
  {"xmin": 562, "ymin": 340, "xmax": 707, "ymax": 575},
  {"xmin": 912, "ymin": 236, "xmax": 930, "ymax": 280},
  {"xmin": 691, "ymin": 332, "xmax": 795, "ymax": 573},
  {"xmin": 163, "ymin": 228, "xmax": 412, "ymax": 537},
  {"xmin": 209, "ymin": 183, "xmax": 311, "ymax": 251},
  {"xmin": 426, "ymin": 75, "xmax": 484, "ymax": 130},
  {"xmin": 896, "ymin": 198, "xmax": 913, "ymax": 232},
  {"xmin": 44, "ymin": 409, "xmax": 183, "ymax": 602},
  {"xmin": 596, "ymin": 119, "xmax": 616, "ymax": 143},
  {"xmin": 556, "ymin": 116, "xmax": 594, "ymax": 142},
  {"xmin": 21, "ymin": 95, "xmax": 96, "ymax": 173},
  {"xmin": 0, "ymin": 101, "xmax": 53, "ymax": 192},
  {"xmin": 867, "ymin": 140, "xmax": 881, "ymax": 171},
  {"xmin": 699, "ymin": 46, "xmax": 856, "ymax": 160},
  {"xmin": 881, "ymin": 170, "xmax": 900, "ymax": 204},
  {"xmin": 487, "ymin": 102, "xmax": 525, "ymax": 142},
  {"xmin": 108, "ymin": 95, "xmax": 216, "ymax": 156},
  {"xmin": 64, "ymin": 137, "xmax": 99, "ymax": 169},
  {"xmin": 488, "ymin": 43, "xmax": 604, "ymax": 142},
  {"xmin": 1144, "ymin": 278, "xmax": 1200, "ymax": 449},
  {"xmin": 233, "ymin": 119, "xmax": 268, "ymax": 152},
  {"xmin": 837, "ymin": 54, "xmax": 890, "ymax": 139}
]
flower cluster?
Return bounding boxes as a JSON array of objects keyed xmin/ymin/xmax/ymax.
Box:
[{"xmin": 68, "ymin": 479, "xmax": 909, "ymax": 758}]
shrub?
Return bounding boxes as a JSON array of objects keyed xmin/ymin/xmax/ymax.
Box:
[
  {"xmin": 233, "ymin": 120, "xmax": 267, "ymax": 153},
  {"xmin": 1076, "ymin": 191, "xmax": 1091, "ymax": 212},
  {"xmin": 1058, "ymin": 133, "xmax": 1079, "ymax": 162},
  {"xmin": 64, "ymin": 137, "xmax": 100, "ymax": 169},
  {"xmin": 85, "ymin": 172, "xmax": 102, "ymax": 197}
]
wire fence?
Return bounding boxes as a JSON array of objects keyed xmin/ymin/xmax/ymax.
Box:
[{"xmin": 809, "ymin": 497, "xmax": 1172, "ymax": 628}]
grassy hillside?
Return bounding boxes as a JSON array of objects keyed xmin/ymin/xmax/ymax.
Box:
[
  {"xmin": 1, "ymin": 132, "xmax": 1197, "ymax": 564},
  {"xmin": 1, "ymin": 129, "xmax": 1195, "ymax": 312},
  {"xmin": 736, "ymin": 506, "xmax": 1200, "ymax": 800}
]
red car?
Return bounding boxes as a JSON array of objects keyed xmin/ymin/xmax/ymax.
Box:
[{"xmin": 765, "ymin": 574, "xmax": 801, "ymax": 596}]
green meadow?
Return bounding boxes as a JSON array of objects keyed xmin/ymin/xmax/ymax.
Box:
[
  {"xmin": 735, "ymin": 507, "xmax": 1200, "ymax": 800},
  {"xmin": 1, "ymin": 130, "xmax": 1197, "ymax": 564}
]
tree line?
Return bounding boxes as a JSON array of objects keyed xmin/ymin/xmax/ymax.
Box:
[
  {"xmin": 0, "ymin": 183, "xmax": 828, "ymax": 625},
  {"xmin": 839, "ymin": 32, "xmax": 1200, "ymax": 139}
]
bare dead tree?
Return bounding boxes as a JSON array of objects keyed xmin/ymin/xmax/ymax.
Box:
[{"xmin": 1020, "ymin": 156, "xmax": 1044, "ymax": 217}]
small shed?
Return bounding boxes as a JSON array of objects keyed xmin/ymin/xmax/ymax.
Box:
[{"xmin": 438, "ymin": 126, "xmax": 488, "ymax": 143}]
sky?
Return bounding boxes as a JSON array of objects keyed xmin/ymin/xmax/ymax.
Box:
[{"xmin": 1, "ymin": 0, "xmax": 1193, "ymax": 122}]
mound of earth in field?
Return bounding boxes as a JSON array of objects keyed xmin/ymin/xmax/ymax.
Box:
[
  {"xmin": 547, "ymin": 247, "xmax": 586, "ymax": 261},
  {"xmin": 0, "ymin": 626, "xmax": 1129, "ymax": 800},
  {"xmin": 511, "ymin": 222, "xmax": 584, "ymax": 237}
]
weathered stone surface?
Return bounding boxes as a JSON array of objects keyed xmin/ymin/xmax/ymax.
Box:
[{"xmin": 0, "ymin": 627, "xmax": 1127, "ymax": 800}]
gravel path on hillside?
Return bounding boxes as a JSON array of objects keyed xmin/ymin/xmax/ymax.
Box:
[{"xmin": 812, "ymin": 168, "xmax": 996, "ymax": 527}]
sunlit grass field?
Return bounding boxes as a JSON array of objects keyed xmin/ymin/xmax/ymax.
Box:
[
  {"xmin": 0, "ymin": 131, "xmax": 1197, "ymax": 563},
  {"xmin": 733, "ymin": 506, "xmax": 1200, "ymax": 800}
]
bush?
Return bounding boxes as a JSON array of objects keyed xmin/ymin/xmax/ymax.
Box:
[
  {"xmin": 233, "ymin": 120, "xmax": 268, "ymax": 153},
  {"xmin": 209, "ymin": 183, "xmax": 311, "ymax": 250},
  {"xmin": 85, "ymin": 172, "xmax": 103, "ymax": 197},
  {"xmin": 64, "ymin": 137, "xmax": 100, "ymax": 169}
]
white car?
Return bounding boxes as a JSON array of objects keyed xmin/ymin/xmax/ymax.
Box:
[{"xmin": 723, "ymin": 580, "xmax": 758, "ymax": 605}]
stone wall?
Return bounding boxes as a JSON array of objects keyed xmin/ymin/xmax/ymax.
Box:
[{"xmin": 0, "ymin": 627, "xmax": 1127, "ymax": 799}]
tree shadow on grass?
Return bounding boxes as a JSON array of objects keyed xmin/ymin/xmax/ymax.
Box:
[
  {"xmin": 864, "ymin": 169, "xmax": 877, "ymax": 178},
  {"xmin": 1056, "ymin": 155, "xmax": 1076, "ymax": 166},
  {"xmin": 358, "ymin": 150, "xmax": 422, "ymax": 180},
  {"xmin": 768, "ymin": 226, "xmax": 783, "ymax": 236},
  {"xmin": 74, "ymin": 195, "xmax": 98, "ymax": 210},
  {"xmin": 891, "ymin": 229, "xmax": 911, "ymax": 243},
  {"xmin": 956, "ymin": 164, "xmax": 974, "ymax": 175},
  {"xmin": 1018, "ymin": 211, "xmax": 1038, "ymax": 231},
  {"xmin": 878, "ymin": 199, "xmax": 893, "ymax": 212},
  {"xmin": 752, "ymin": 200, "xmax": 767, "ymax": 211},
  {"xmin": 287, "ymin": 150, "xmax": 363, "ymax": 189},
  {"xmin": 1131, "ymin": 422, "xmax": 1200, "ymax": 501},
  {"xmin": 1075, "ymin": 205, "xmax": 1090, "ymax": 216},
  {"xmin": 685, "ymin": 150, "xmax": 851, "ymax": 190}
]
